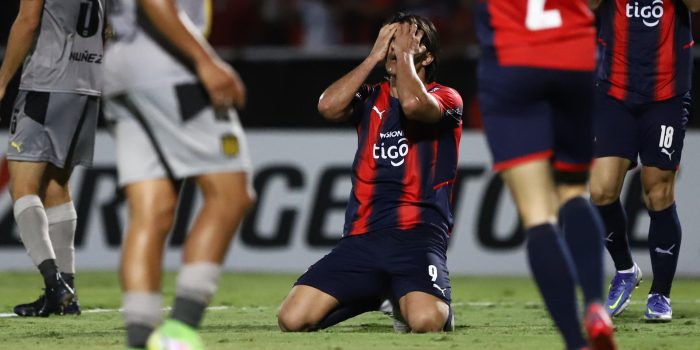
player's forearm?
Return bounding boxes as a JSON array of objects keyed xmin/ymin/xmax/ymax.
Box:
[
  {"xmin": 137, "ymin": 0, "xmax": 216, "ymax": 67},
  {"xmin": 395, "ymin": 53, "xmax": 441, "ymax": 124},
  {"xmin": 0, "ymin": 11, "xmax": 41, "ymax": 90},
  {"xmin": 318, "ymin": 56, "xmax": 378, "ymax": 122},
  {"xmin": 682, "ymin": 0, "xmax": 700, "ymax": 12}
]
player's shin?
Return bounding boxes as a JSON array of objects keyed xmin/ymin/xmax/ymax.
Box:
[
  {"xmin": 313, "ymin": 298, "xmax": 382, "ymax": 331},
  {"xmin": 47, "ymin": 202, "xmax": 77, "ymax": 281},
  {"xmin": 14, "ymin": 195, "xmax": 58, "ymax": 286},
  {"xmin": 526, "ymin": 224, "xmax": 587, "ymax": 349},
  {"xmin": 171, "ymin": 262, "xmax": 222, "ymax": 328},
  {"xmin": 123, "ymin": 292, "xmax": 163, "ymax": 349},
  {"xmin": 560, "ymin": 196, "xmax": 605, "ymax": 304},
  {"xmin": 648, "ymin": 203, "xmax": 682, "ymax": 297},
  {"xmin": 595, "ymin": 200, "xmax": 634, "ymax": 271}
]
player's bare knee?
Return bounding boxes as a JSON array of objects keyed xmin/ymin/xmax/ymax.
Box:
[
  {"xmin": 643, "ymin": 183, "xmax": 675, "ymax": 211},
  {"xmin": 406, "ymin": 309, "xmax": 446, "ymax": 333},
  {"xmin": 134, "ymin": 201, "xmax": 177, "ymax": 236},
  {"xmin": 590, "ymin": 183, "xmax": 620, "ymax": 206},
  {"xmin": 277, "ymin": 308, "xmax": 312, "ymax": 332}
]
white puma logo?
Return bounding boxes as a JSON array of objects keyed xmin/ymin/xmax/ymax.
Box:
[
  {"xmin": 605, "ymin": 232, "xmax": 614, "ymax": 243},
  {"xmin": 432, "ymin": 283, "xmax": 448, "ymax": 297},
  {"xmin": 655, "ymin": 244, "xmax": 676, "ymax": 256},
  {"xmin": 372, "ymin": 106, "xmax": 386, "ymax": 120},
  {"xmin": 661, "ymin": 148, "xmax": 675, "ymax": 161}
]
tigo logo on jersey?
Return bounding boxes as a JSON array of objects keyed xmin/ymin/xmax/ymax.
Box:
[
  {"xmin": 627, "ymin": 0, "xmax": 664, "ymax": 27},
  {"xmin": 374, "ymin": 131, "xmax": 408, "ymax": 167}
]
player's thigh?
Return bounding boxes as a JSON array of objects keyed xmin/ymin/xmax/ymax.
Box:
[
  {"xmin": 638, "ymin": 92, "xmax": 689, "ymax": 171},
  {"xmin": 8, "ymin": 160, "xmax": 47, "ymax": 199},
  {"xmin": 550, "ymin": 70, "xmax": 595, "ymax": 181},
  {"xmin": 43, "ymin": 163, "xmax": 74, "ymax": 207},
  {"xmin": 592, "ymin": 90, "xmax": 639, "ymax": 164},
  {"xmin": 386, "ymin": 228, "xmax": 451, "ymax": 308},
  {"xmin": 281, "ymin": 236, "xmax": 384, "ymax": 330},
  {"xmin": 194, "ymin": 171, "xmax": 254, "ymax": 212},
  {"xmin": 501, "ymin": 160, "xmax": 558, "ymax": 228},
  {"xmin": 123, "ymin": 179, "xmax": 179, "ymax": 234},
  {"xmin": 589, "ymin": 156, "xmax": 631, "ymax": 205},
  {"xmin": 478, "ymin": 61, "xmax": 553, "ymax": 171},
  {"xmin": 294, "ymin": 236, "xmax": 385, "ymax": 304}
]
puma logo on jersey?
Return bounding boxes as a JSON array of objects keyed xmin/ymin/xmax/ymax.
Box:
[
  {"xmin": 372, "ymin": 106, "xmax": 386, "ymax": 120},
  {"xmin": 432, "ymin": 283, "xmax": 448, "ymax": 297},
  {"xmin": 661, "ymin": 148, "xmax": 675, "ymax": 161},
  {"xmin": 10, "ymin": 141, "xmax": 22, "ymax": 153},
  {"xmin": 655, "ymin": 244, "xmax": 676, "ymax": 256}
]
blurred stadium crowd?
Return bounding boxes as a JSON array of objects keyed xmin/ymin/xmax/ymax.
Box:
[
  {"xmin": 207, "ymin": 0, "xmax": 477, "ymax": 49},
  {"xmin": 1, "ymin": 1, "xmax": 699, "ymax": 129}
]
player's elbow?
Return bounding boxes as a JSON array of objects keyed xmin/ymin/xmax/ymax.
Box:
[
  {"xmin": 401, "ymin": 98, "xmax": 439, "ymax": 124},
  {"xmin": 318, "ymin": 97, "xmax": 348, "ymax": 122}
]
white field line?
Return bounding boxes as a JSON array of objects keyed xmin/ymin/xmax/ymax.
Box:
[
  {"xmin": 0, "ymin": 305, "xmax": 263, "ymax": 318},
  {"xmin": 2, "ymin": 300, "xmax": 699, "ymax": 318}
]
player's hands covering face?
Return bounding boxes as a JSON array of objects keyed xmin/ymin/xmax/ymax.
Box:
[
  {"xmin": 369, "ymin": 23, "xmax": 398, "ymax": 63},
  {"xmin": 392, "ymin": 23, "xmax": 426, "ymax": 57},
  {"xmin": 197, "ymin": 56, "xmax": 247, "ymax": 110}
]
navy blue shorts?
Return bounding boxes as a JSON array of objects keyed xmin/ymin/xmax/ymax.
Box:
[
  {"xmin": 478, "ymin": 54, "xmax": 595, "ymax": 173},
  {"xmin": 593, "ymin": 90, "xmax": 690, "ymax": 171},
  {"xmin": 295, "ymin": 226, "xmax": 451, "ymax": 305}
]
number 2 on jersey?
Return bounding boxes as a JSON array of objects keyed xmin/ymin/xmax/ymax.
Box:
[{"xmin": 526, "ymin": 0, "xmax": 562, "ymax": 31}]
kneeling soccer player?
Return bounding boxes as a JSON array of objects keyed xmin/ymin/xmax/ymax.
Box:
[
  {"xmin": 103, "ymin": 0, "xmax": 254, "ymax": 349},
  {"xmin": 278, "ymin": 13, "xmax": 462, "ymax": 333}
]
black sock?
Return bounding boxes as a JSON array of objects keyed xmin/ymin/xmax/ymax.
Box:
[
  {"xmin": 312, "ymin": 298, "xmax": 382, "ymax": 330},
  {"xmin": 37, "ymin": 259, "xmax": 59, "ymax": 289},
  {"xmin": 171, "ymin": 297, "xmax": 207, "ymax": 328},
  {"xmin": 648, "ymin": 203, "xmax": 682, "ymax": 297},
  {"xmin": 560, "ymin": 197, "xmax": 605, "ymax": 304},
  {"xmin": 595, "ymin": 200, "xmax": 634, "ymax": 271},
  {"xmin": 126, "ymin": 323, "xmax": 153, "ymax": 348},
  {"xmin": 526, "ymin": 224, "xmax": 586, "ymax": 349},
  {"xmin": 61, "ymin": 273, "xmax": 75, "ymax": 289}
]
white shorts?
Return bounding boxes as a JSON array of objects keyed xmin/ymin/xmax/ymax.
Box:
[{"xmin": 103, "ymin": 83, "xmax": 252, "ymax": 186}]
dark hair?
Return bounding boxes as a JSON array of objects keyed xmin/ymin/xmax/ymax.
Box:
[{"xmin": 385, "ymin": 12, "xmax": 440, "ymax": 82}]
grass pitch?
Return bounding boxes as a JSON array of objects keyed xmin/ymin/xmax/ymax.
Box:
[{"xmin": 0, "ymin": 272, "xmax": 698, "ymax": 349}]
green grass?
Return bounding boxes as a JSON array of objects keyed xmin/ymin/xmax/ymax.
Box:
[{"xmin": 0, "ymin": 272, "xmax": 698, "ymax": 349}]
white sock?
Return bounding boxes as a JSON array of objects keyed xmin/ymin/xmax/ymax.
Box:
[
  {"xmin": 14, "ymin": 195, "xmax": 55, "ymax": 266},
  {"xmin": 46, "ymin": 202, "xmax": 78, "ymax": 274}
]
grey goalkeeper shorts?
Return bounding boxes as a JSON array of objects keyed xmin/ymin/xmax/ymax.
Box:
[
  {"xmin": 103, "ymin": 83, "xmax": 252, "ymax": 186},
  {"xmin": 7, "ymin": 90, "xmax": 99, "ymax": 169}
]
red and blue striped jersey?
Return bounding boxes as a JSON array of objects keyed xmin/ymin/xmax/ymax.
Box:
[
  {"xmin": 597, "ymin": 0, "xmax": 693, "ymax": 103},
  {"xmin": 343, "ymin": 81, "xmax": 463, "ymax": 237},
  {"xmin": 475, "ymin": 0, "xmax": 596, "ymax": 71}
]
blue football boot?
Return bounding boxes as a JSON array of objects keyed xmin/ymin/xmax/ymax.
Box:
[{"xmin": 605, "ymin": 263, "xmax": 642, "ymax": 316}]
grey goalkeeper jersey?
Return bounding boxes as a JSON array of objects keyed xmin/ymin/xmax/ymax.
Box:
[
  {"xmin": 103, "ymin": 0, "xmax": 209, "ymax": 95},
  {"xmin": 20, "ymin": 0, "xmax": 104, "ymax": 96}
]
